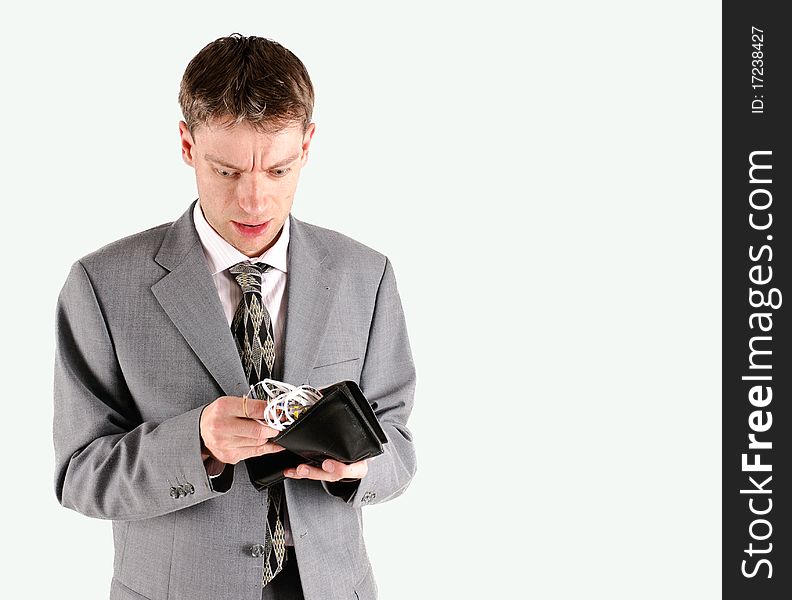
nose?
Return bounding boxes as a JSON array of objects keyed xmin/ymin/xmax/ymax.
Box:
[{"xmin": 237, "ymin": 173, "xmax": 272, "ymax": 216}]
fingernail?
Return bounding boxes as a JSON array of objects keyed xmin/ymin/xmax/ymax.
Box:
[
  {"xmin": 323, "ymin": 461, "xmax": 335, "ymax": 473},
  {"xmin": 297, "ymin": 466, "xmax": 309, "ymax": 477},
  {"xmin": 284, "ymin": 469, "xmax": 295, "ymax": 477}
]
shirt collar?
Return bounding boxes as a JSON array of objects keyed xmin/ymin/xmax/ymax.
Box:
[{"xmin": 193, "ymin": 200, "xmax": 290, "ymax": 275}]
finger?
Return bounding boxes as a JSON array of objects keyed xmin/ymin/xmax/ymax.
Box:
[
  {"xmin": 203, "ymin": 424, "xmax": 280, "ymax": 458},
  {"xmin": 227, "ymin": 438, "xmax": 283, "ymax": 452},
  {"xmin": 242, "ymin": 398, "xmax": 270, "ymax": 420},
  {"xmin": 226, "ymin": 396, "xmax": 269, "ymax": 420},
  {"xmin": 256, "ymin": 443, "xmax": 285, "ymax": 455},
  {"xmin": 244, "ymin": 442, "xmax": 285, "ymax": 456},
  {"xmin": 284, "ymin": 463, "xmax": 332, "ymax": 481},
  {"xmin": 284, "ymin": 460, "xmax": 367, "ymax": 482},
  {"xmin": 322, "ymin": 459, "xmax": 368, "ymax": 480},
  {"xmin": 224, "ymin": 395, "xmax": 249, "ymax": 418},
  {"xmin": 233, "ymin": 418, "xmax": 281, "ymax": 442},
  {"xmin": 205, "ymin": 418, "xmax": 280, "ymax": 445},
  {"xmin": 235, "ymin": 443, "xmax": 286, "ymax": 463}
]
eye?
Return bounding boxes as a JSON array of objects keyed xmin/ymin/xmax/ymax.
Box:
[
  {"xmin": 271, "ymin": 167, "xmax": 291, "ymax": 178},
  {"xmin": 216, "ymin": 168, "xmax": 238, "ymax": 178}
]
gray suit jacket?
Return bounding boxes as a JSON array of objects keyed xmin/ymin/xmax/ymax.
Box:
[{"xmin": 53, "ymin": 201, "xmax": 417, "ymax": 600}]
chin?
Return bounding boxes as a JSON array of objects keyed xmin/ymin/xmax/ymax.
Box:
[{"xmin": 241, "ymin": 239, "xmax": 270, "ymax": 257}]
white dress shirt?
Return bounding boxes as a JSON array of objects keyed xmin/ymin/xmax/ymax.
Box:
[
  {"xmin": 192, "ymin": 200, "xmax": 289, "ymax": 364},
  {"xmin": 193, "ymin": 200, "xmax": 295, "ymax": 544}
]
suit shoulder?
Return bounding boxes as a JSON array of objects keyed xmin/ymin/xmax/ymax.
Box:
[
  {"xmin": 295, "ymin": 218, "xmax": 387, "ymax": 272},
  {"xmin": 76, "ymin": 222, "xmax": 172, "ymax": 274}
]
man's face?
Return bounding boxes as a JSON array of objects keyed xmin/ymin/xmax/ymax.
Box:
[{"xmin": 179, "ymin": 118, "xmax": 315, "ymax": 257}]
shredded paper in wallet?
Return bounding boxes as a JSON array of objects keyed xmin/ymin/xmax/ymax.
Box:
[{"xmin": 246, "ymin": 379, "xmax": 322, "ymax": 431}]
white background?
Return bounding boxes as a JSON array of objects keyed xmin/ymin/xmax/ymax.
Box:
[{"xmin": 0, "ymin": 1, "xmax": 720, "ymax": 598}]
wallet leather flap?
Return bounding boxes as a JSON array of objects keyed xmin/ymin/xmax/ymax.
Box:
[
  {"xmin": 245, "ymin": 380, "xmax": 386, "ymax": 490},
  {"xmin": 341, "ymin": 381, "xmax": 388, "ymax": 445}
]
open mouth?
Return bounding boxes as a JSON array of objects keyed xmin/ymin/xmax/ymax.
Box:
[{"xmin": 233, "ymin": 220, "xmax": 271, "ymax": 236}]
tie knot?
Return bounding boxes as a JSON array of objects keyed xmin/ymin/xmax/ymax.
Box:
[{"xmin": 229, "ymin": 261, "xmax": 272, "ymax": 294}]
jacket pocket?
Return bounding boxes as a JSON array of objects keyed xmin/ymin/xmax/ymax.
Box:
[
  {"xmin": 308, "ymin": 357, "xmax": 361, "ymax": 388},
  {"xmin": 117, "ymin": 515, "xmax": 174, "ymax": 599}
]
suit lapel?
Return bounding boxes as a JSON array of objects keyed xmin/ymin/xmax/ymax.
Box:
[
  {"xmin": 281, "ymin": 215, "xmax": 337, "ymax": 386},
  {"xmin": 149, "ymin": 205, "xmax": 337, "ymax": 395},
  {"xmin": 151, "ymin": 202, "xmax": 249, "ymax": 398}
]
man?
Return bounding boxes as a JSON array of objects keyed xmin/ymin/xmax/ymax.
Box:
[{"xmin": 53, "ymin": 34, "xmax": 416, "ymax": 600}]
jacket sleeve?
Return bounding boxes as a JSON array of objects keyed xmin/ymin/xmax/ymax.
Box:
[
  {"xmin": 322, "ymin": 256, "xmax": 417, "ymax": 506},
  {"xmin": 53, "ymin": 261, "xmax": 233, "ymax": 522}
]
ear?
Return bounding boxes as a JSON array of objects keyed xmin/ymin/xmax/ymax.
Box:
[
  {"xmin": 299, "ymin": 122, "xmax": 316, "ymax": 165},
  {"xmin": 179, "ymin": 121, "xmax": 196, "ymax": 167}
]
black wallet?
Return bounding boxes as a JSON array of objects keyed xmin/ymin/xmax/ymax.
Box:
[{"xmin": 244, "ymin": 380, "xmax": 388, "ymax": 490}]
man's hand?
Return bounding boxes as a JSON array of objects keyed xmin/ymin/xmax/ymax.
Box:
[
  {"xmin": 284, "ymin": 459, "xmax": 368, "ymax": 482},
  {"xmin": 200, "ymin": 396, "xmax": 284, "ymax": 466}
]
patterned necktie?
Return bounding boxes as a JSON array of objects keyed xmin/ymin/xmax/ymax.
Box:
[{"xmin": 229, "ymin": 261, "xmax": 286, "ymax": 587}]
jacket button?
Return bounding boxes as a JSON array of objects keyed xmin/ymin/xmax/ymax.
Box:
[
  {"xmin": 250, "ymin": 544, "xmax": 266, "ymax": 557},
  {"xmin": 169, "ymin": 486, "xmax": 179, "ymax": 499},
  {"xmin": 184, "ymin": 483, "xmax": 195, "ymax": 494}
]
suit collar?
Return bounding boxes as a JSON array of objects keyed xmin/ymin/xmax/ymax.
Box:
[{"xmin": 153, "ymin": 199, "xmax": 203, "ymax": 272}]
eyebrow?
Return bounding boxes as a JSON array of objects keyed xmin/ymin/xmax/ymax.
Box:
[{"xmin": 204, "ymin": 153, "xmax": 300, "ymax": 171}]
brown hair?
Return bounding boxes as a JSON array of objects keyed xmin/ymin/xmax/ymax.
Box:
[{"xmin": 178, "ymin": 34, "xmax": 314, "ymax": 134}]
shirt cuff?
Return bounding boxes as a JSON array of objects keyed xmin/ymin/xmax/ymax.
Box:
[{"xmin": 205, "ymin": 457, "xmax": 227, "ymax": 478}]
